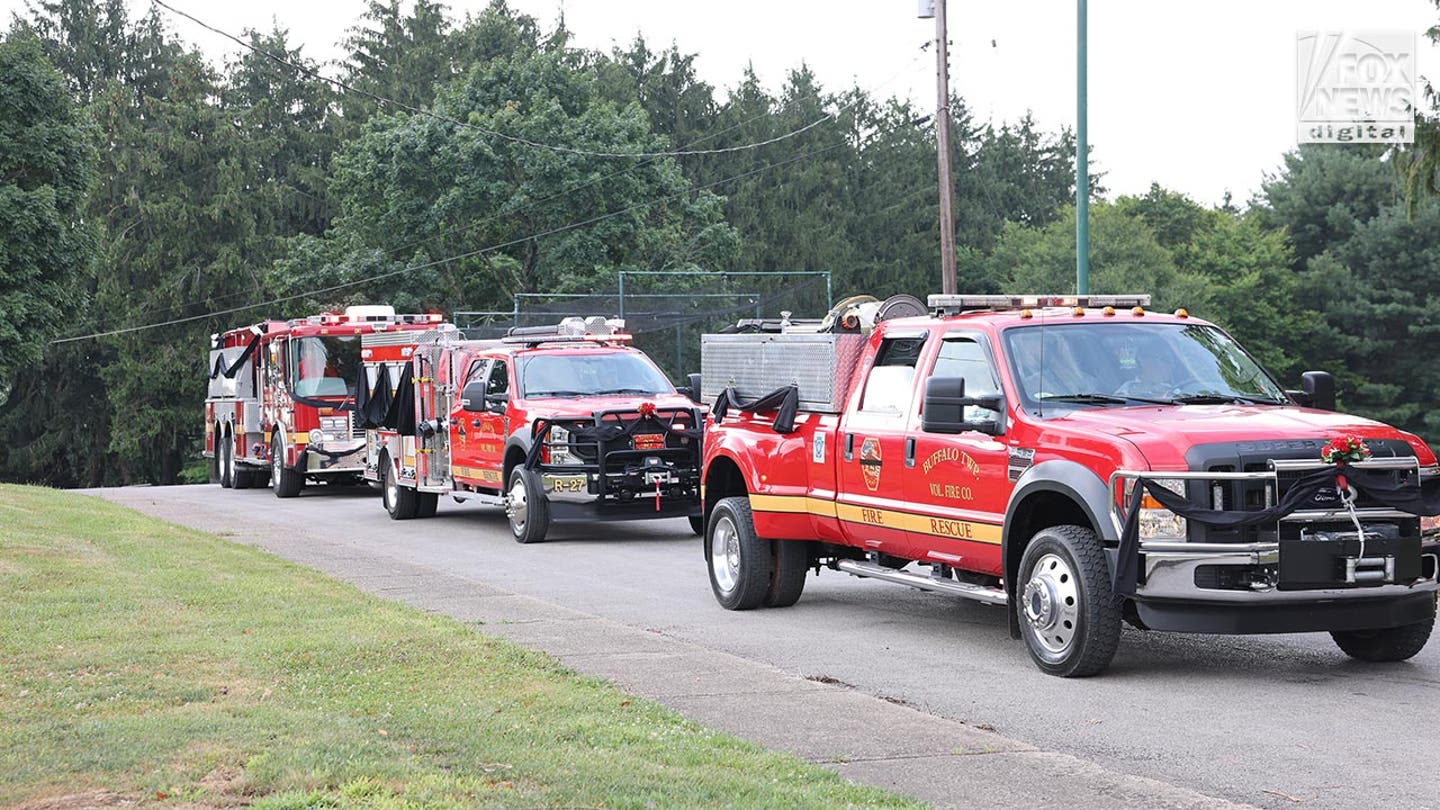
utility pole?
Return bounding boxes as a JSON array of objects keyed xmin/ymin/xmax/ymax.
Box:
[
  {"xmin": 1075, "ymin": 0, "xmax": 1090, "ymax": 294},
  {"xmin": 923, "ymin": 0, "xmax": 958, "ymax": 295}
]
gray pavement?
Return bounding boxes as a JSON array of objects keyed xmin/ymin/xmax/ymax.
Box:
[{"xmin": 89, "ymin": 484, "xmax": 1440, "ymax": 809}]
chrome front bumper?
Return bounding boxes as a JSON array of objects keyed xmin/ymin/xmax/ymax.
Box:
[{"xmin": 1110, "ymin": 459, "xmax": 1440, "ymax": 605}]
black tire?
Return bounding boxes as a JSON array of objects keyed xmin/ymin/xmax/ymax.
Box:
[
  {"xmin": 506, "ymin": 468, "xmax": 549, "ymax": 543},
  {"xmin": 1331, "ymin": 616, "xmax": 1434, "ymax": 662},
  {"xmin": 707, "ymin": 496, "xmax": 772, "ymax": 610},
  {"xmin": 416, "ymin": 492, "xmax": 439, "ymax": 518},
  {"xmin": 218, "ymin": 427, "xmax": 234, "ymax": 489},
  {"xmin": 208, "ymin": 428, "xmax": 221, "ymax": 484},
  {"xmin": 272, "ymin": 436, "xmax": 304, "ymax": 499},
  {"xmin": 688, "ymin": 514, "xmax": 705, "ymax": 536},
  {"xmin": 233, "ymin": 467, "xmax": 255, "ymax": 489},
  {"xmin": 1015, "ymin": 525, "xmax": 1122, "ymax": 677},
  {"xmin": 380, "ymin": 453, "xmax": 418, "ymax": 520},
  {"xmin": 764, "ymin": 539, "xmax": 811, "ymax": 608}
]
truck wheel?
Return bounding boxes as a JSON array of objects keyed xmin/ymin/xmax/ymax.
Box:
[
  {"xmin": 272, "ymin": 436, "xmax": 304, "ymax": 499},
  {"xmin": 1331, "ymin": 617, "xmax": 1434, "ymax": 662},
  {"xmin": 1016, "ymin": 525, "xmax": 1122, "ymax": 677},
  {"xmin": 381, "ymin": 453, "xmax": 417, "ymax": 520},
  {"xmin": 764, "ymin": 539, "xmax": 810, "ymax": 608},
  {"xmin": 707, "ymin": 496, "xmax": 772, "ymax": 610},
  {"xmin": 416, "ymin": 492, "xmax": 438, "ymax": 518},
  {"xmin": 688, "ymin": 514, "xmax": 705, "ymax": 536},
  {"xmin": 218, "ymin": 427, "xmax": 234, "ymax": 489},
  {"xmin": 506, "ymin": 469, "xmax": 549, "ymax": 543}
]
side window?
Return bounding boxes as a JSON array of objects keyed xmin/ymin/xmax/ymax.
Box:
[
  {"xmin": 931, "ymin": 338, "xmax": 1000, "ymax": 421},
  {"xmin": 464, "ymin": 358, "xmax": 490, "ymax": 385},
  {"xmin": 486, "ymin": 359, "xmax": 509, "ymax": 399},
  {"xmin": 859, "ymin": 336, "xmax": 926, "ymax": 413}
]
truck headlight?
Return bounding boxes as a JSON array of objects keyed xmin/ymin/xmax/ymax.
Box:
[
  {"xmin": 547, "ymin": 425, "xmax": 581, "ymax": 465},
  {"xmin": 308, "ymin": 428, "xmax": 324, "ymax": 445},
  {"xmin": 320, "ymin": 415, "xmax": 349, "ymax": 440},
  {"xmin": 1135, "ymin": 478, "xmax": 1187, "ymax": 541}
]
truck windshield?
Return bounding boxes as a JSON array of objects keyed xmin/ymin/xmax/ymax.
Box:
[
  {"xmin": 290, "ymin": 336, "xmax": 359, "ymax": 398},
  {"xmin": 520, "ymin": 352, "xmax": 674, "ymax": 398},
  {"xmin": 1002, "ymin": 322, "xmax": 1288, "ymax": 408}
]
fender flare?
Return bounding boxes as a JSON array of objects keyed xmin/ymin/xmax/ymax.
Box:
[
  {"xmin": 1002, "ymin": 459, "xmax": 1116, "ymax": 601},
  {"xmin": 506, "ymin": 428, "xmax": 534, "ymax": 477}
]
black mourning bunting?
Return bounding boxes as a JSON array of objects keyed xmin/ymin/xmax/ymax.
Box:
[
  {"xmin": 524, "ymin": 408, "xmax": 703, "ymax": 469},
  {"xmin": 381, "ymin": 363, "xmax": 417, "ymax": 434},
  {"xmin": 711, "ymin": 385, "xmax": 800, "ymax": 434},
  {"xmin": 356, "ymin": 365, "xmax": 394, "ymax": 429},
  {"xmin": 208, "ymin": 336, "xmax": 260, "ymax": 380},
  {"xmin": 1114, "ymin": 464, "xmax": 1440, "ymax": 595}
]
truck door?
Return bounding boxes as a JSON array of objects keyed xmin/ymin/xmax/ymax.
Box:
[
  {"xmin": 836, "ymin": 332, "xmax": 928, "ymax": 559},
  {"xmin": 450, "ymin": 355, "xmax": 496, "ymax": 489},
  {"xmin": 904, "ymin": 333, "xmax": 1009, "ymax": 576}
]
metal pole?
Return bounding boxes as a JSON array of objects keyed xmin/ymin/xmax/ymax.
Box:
[
  {"xmin": 935, "ymin": 0, "xmax": 958, "ymax": 295},
  {"xmin": 1076, "ymin": 0, "xmax": 1090, "ymax": 295},
  {"xmin": 618, "ymin": 272, "xmax": 626, "ymax": 321}
]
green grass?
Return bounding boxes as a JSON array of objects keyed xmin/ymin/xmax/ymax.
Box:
[{"xmin": 0, "ymin": 484, "xmax": 921, "ymax": 809}]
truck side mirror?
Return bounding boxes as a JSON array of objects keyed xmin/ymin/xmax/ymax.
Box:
[
  {"xmin": 677, "ymin": 372, "xmax": 703, "ymax": 403},
  {"xmin": 1296, "ymin": 371, "xmax": 1336, "ymax": 411},
  {"xmin": 459, "ymin": 381, "xmax": 489, "ymax": 412},
  {"xmin": 921, "ymin": 377, "xmax": 1005, "ymax": 436}
]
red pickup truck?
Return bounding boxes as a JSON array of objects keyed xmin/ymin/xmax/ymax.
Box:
[
  {"xmin": 699, "ymin": 294, "xmax": 1440, "ymax": 676},
  {"xmin": 363, "ymin": 317, "xmax": 703, "ymax": 542}
]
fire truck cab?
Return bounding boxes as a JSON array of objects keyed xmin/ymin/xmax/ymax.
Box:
[
  {"xmin": 204, "ymin": 306, "xmax": 444, "ymax": 497},
  {"xmin": 362, "ymin": 317, "xmax": 703, "ymax": 542},
  {"xmin": 700, "ymin": 294, "xmax": 1440, "ymax": 676}
]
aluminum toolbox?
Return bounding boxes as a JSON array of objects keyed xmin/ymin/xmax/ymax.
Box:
[{"xmin": 700, "ymin": 332, "xmax": 866, "ymax": 413}]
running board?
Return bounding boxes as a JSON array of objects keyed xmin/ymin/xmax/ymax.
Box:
[{"xmin": 834, "ymin": 560, "xmax": 1009, "ymax": 606}]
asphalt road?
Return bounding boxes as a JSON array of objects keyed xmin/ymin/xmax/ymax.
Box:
[{"xmin": 95, "ymin": 484, "xmax": 1439, "ymax": 810}]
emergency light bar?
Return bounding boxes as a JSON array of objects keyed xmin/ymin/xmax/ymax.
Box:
[
  {"xmin": 928, "ymin": 294, "xmax": 1152, "ymax": 316},
  {"xmin": 502, "ymin": 316, "xmax": 631, "ymax": 345}
]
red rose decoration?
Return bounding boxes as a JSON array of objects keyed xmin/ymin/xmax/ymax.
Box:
[{"xmin": 1320, "ymin": 434, "xmax": 1371, "ymax": 466}]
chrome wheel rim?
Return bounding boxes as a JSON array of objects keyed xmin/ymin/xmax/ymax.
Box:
[
  {"xmin": 709, "ymin": 514, "xmax": 740, "ymax": 595},
  {"xmin": 1021, "ymin": 552, "xmax": 1081, "ymax": 662},
  {"xmin": 383, "ymin": 464, "xmax": 397, "ymax": 511},
  {"xmin": 506, "ymin": 475, "xmax": 528, "ymax": 533},
  {"xmin": 272, "ymin": 440, "xmax": 282, "ymax": 485}
]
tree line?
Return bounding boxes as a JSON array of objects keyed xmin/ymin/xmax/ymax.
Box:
[{"xmin": 1, "ymin": 0, "xmax": 1438, "ymax": 486}]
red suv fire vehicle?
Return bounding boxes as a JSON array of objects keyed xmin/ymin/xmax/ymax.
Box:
[
  {"xmin": 204, "ymin": 306, "xmax": 444, "ymax": 497},
  {"xmin": 699, "ymin": 294, "xmax": 1440, "ymax": 676},
  {"xmin": 361, "ymin": 316, "xmax": 703, "ymax": 542}
]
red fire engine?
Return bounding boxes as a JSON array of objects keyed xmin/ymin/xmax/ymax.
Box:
[
  {"xmin": 360, "ymin": 316, "xmax": 703, "ymax": 542},
  {"xmin": 699, "ymin": 294, "xmax": 1440, "ymax": 676},
  {"xmin": 204, "ymin": 306, "xmax": 445, "ymax": 497}
]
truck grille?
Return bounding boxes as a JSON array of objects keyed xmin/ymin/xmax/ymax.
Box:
[{"xmin": 1185, "ymin": 439, "xmax": 1421, "ymax": 543}]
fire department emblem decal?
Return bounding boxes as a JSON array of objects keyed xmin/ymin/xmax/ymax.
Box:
[{"xmin": 859, "ymin": 437, "xmax": 882, "ymax": 492}]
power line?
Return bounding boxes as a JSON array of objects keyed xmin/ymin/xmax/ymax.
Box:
[
  {"xmin": 155, "ymin": 0, "xmax": 840, "ymax": 160},
  {"xmin": 50, "ymin": 140, "xmax": 851, "ymax": 344}
]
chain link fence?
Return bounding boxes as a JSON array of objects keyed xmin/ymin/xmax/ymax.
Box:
[{"xmin": 454, "ymin": 272, "xmax": 833, "ymax": 381}]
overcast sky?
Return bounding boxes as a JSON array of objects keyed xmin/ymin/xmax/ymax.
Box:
[{"xmin": 6, "ymin": 0, "xmax": 1438, "ymax": 206}]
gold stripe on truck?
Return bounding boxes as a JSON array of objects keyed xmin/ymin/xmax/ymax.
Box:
[{"xmin": 750, "ymin": 494, "xmax": 1001, "ymax": 545}]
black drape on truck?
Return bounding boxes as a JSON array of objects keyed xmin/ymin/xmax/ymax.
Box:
[
  {"xmin": 355, "ymin": 365, "xmax": 394, "ymax": 430},
  {"xmin": 209, "ymin": 335, "xmax": 260, "ymax": 379},
  {"xmin": 711, "ymin": 385, "xmax": 801, "ymax": 434},
  {"xmin": 1115, "ymin": 465, "xmax": 1440, "ymax": 596},
  {"xmin": 380, "ymin": 363, "xmax": 416, "ymax": 434}
]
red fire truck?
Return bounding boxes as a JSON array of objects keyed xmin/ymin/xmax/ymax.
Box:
[
  {"xmin": 360, "ymin": 317, "xmax": 703, "ymax": 542},
  {"xmin": 699, "ymin": 294, "xmax": 1440, "ymax": 676},
  {"xmin": 204, "ymin": 306, "xmax": 445, "ymax": 497}
]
